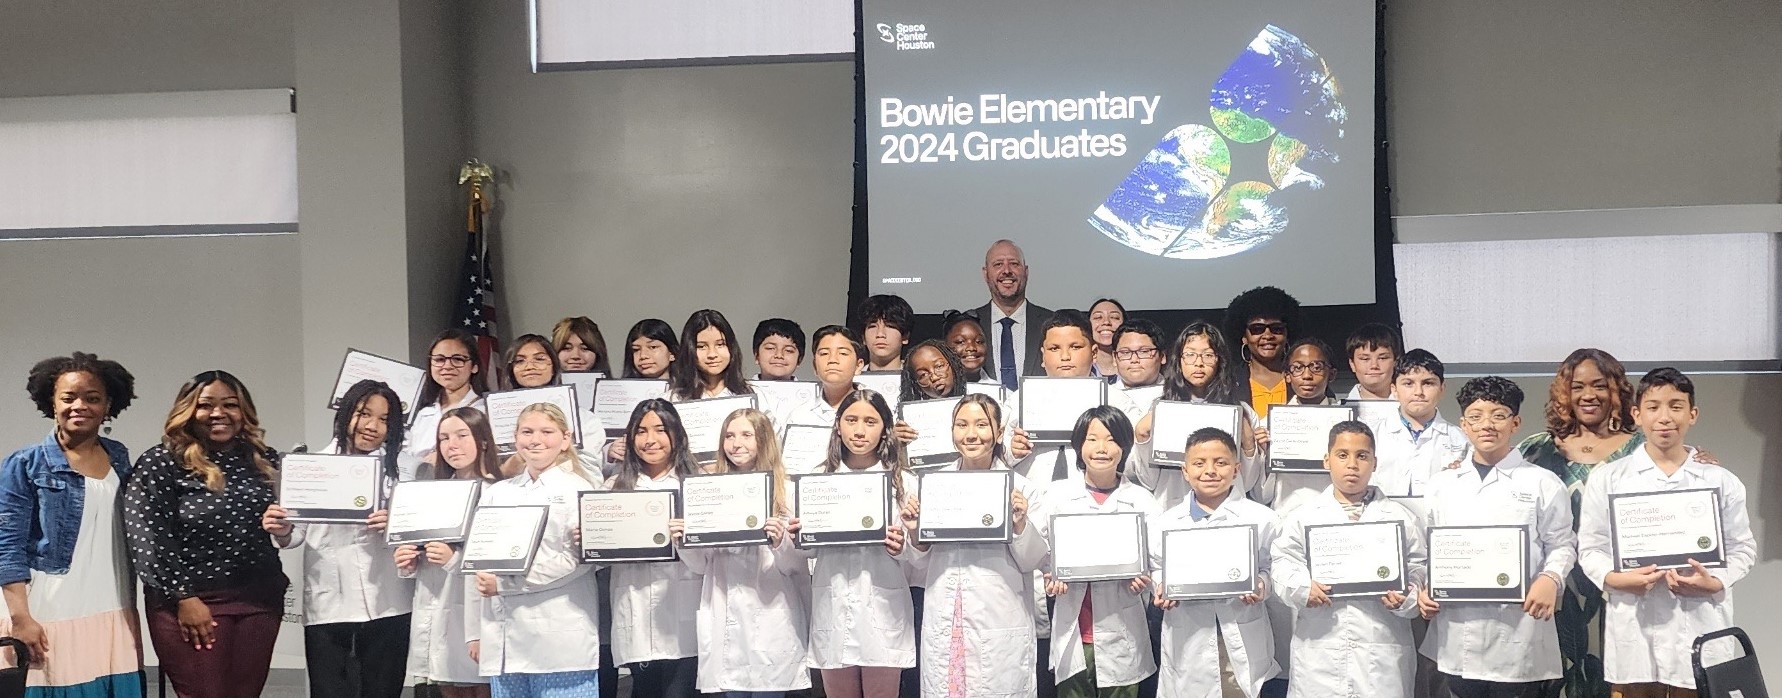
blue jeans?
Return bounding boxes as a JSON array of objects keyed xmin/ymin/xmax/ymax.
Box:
[
  {"xmin": 727, "ymin": 693, "xmax": 785, "ymax": 698},
  {"xmin": 491, "ymin": 670, "xmax": 600, "ymax": 698}
]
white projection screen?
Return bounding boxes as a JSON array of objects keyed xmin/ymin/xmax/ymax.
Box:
[{"xmin": 531, "ymin": 0, "xmax": 855, "ymax": 70}]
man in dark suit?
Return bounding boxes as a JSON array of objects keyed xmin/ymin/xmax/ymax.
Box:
[{"xmin": 974, "ymin": 239, "xmax": 1053, "ymax": 391}]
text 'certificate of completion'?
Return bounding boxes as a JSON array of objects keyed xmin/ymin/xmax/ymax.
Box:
[
  {"xmin": 486, "ymin": 385, "xmax": 582, "ymax": 452},
  {"xmin": 1609, "ymin": 487, "xmax": 1725, "ymax": 570},
  {"xmin": 1267, "ymin": 404, "xmax": 1356, "ymax": 473},
  {"xmin": 677, "ymin": 395, "xmax": 757, "ymax": 466},
  {"xmin": 593, "ymin": 379, "xmax": 667, "ymax": 439},
  {"xmin": 579, "ymin": 490, "xmax": 677, "ymax": 563},
  {"xmin": 680, "ymin": 471, "xmax": 773, "ymax": 548},
  {"xmin": 794, "ymin": 471, "xmax": 891, "ymax": 548},
  {"xmin": 1428, "ymin": 525, "xmax": 1528, "ymax": 602},
  {"xmin": 1305, "ymin": 520, "xmax": 1406, "ymax": 597},
  {"xmin": 279, "ymin": 453, "xmax": 384, "ymax": 524}
]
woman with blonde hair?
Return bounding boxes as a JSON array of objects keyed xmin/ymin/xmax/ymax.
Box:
[{"xmin": 123, "ymin": 370, "xmax": 287, "ymax": 698}]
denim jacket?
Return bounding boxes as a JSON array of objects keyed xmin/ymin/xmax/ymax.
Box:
[{"xmin": 0, "ymin": 432, "xmax": 133, "ymax": 585}]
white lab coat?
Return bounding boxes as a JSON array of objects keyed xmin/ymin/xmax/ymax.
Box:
[
  {"xmin": 1150, "ymin": 491, "xmax": 1281, "ymax": 698},
  {"xmin": 400, "ymin": 391, "xmax": 485, "ymax": 481},
  {"xmin": 1253, "ymin": 396, "xmax": 1351, "ymax": 516},
  {"xmin": 681, "ymin": 533, "xmax": 812, "ymax": 692},
  {"xmin": 801, "ymin": 464, "xmax": 918, "ymax": 669},
  {"xmin": 912, "ymin": 461, "xmax": 1049, "ymax": 698},
  {"xmin": 1109, "ymin": 383, "xmax": 1163, "ymax": 424},
  {"xmin": 1577, "ymin": 447, "xmax": 1757, "ymax": 689},
  {"xmin": 1420, "ymin": 452, "xmax": 1575, "ymax": 682},
  {"xmin": 1035, "ymin": 480, "xmax": 1160, "ymax": 688},
  {"xmin": 1366, "ymin": 412, "xmax": 1467, "ymax": 499},
  {"xmin": 606, "ymin": 470, "xmax": 702, "ymax": 665},
  {"xmin": 1271, "ymin": 486, "xmax": 1427, "ymax": 698},
  {"xmin": 280, "ymin": 445, "xmax": 413, "ymax": 626},
  {"xmin": 468, "ymin": 466, "xmax": 602, "ymax": 675},
  {"xmin": 396, "ymin": 537, "xmax": 485, "ymax": 684},
  {"xmin": 1131, "ymin": 399, "xmax": 1265, "ymax": 511}
]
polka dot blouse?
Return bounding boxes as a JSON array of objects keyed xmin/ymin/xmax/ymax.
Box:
[{"xmin": 123, "ymin": 443, "xmax": 285, "ymax": 600}]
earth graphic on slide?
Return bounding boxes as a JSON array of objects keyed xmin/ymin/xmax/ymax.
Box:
[{"xmin": 1089, "ymin": 25, "xmax": 1346, "ymax": 259}]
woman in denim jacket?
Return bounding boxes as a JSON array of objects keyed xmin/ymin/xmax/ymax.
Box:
[{"xmin": 0, "ymin": 352, "xmax": 141, "ymax": 696}]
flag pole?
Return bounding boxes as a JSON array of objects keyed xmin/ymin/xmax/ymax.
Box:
[{"xmin": 455, "ymin": 159, "xmax": 499, "ymax": 368}]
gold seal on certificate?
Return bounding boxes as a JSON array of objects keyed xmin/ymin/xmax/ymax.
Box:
[
  {"xmin": 916, "ymin": 469, "xmax": 1013, "ymax": 543},
  {"xmin": 794, "ymin": 471, "xmax": 892, "ymax": 548},
  {"xmin": 329, "ymin": 348, "xmax": 426, "ymax": 416},
  {"xmin": 460, "ymin": 505, "xmax": 551, "ymax": 575},
  {"xmin": 680, "ymin": 471, "xmax": 773, "ymax": 548},
  {"xmin": 900, "ymin": 397, "xmax": 963, "ymax": 468},
  {"xmin": 1608, "ymin": 487, "xmax": 1725, "ymax": 570},
  {"xmin": 1049, "ymin": 512, "xmax": 1147, "ymax": 582},
  {"xmin": 1018, "ymin": 377, "xmax": 1107, "ymax": 444},
  {"xmin": 385, "ymin": 479, "xmax": 481, "ymax": 544},
  {"xmin": 1160, "ymin": 524, "xmax": 1257, "ymax": 600},
  {"xmin": 1267, "ymin": 404, "xmax": 1357, "ymax": 473},
  {"xmin": 1304, "ymin": 520, "xmax": 1407, "ymax": 597},
  {"xmin": 593, "ymin": 379, "xmax": 667, "ymax": 439},
  {"xmin": 676, "ymin": 395, "xmax": 758, "ymax": 465},
  {"xmin": 486, "ymin": 385, "xmax": 583, "ymax": 451},
  {"xmin": 278, "ymin": 453, "xmax": 384, "ymax": 524},
  {"xmin": 578, "ymin": 490, "xmax": 677, "ymax": 563},
  {"xmin": 1428, "ymin": 525, "xmax": 1528, "ymax": 602},
  {"xmin": 1150, "ymin": 401, "xmax": 1244, "ymax": 468}
]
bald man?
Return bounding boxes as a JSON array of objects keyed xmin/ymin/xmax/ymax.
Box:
[{"xmin": 974, "ymin": 239, "xmax": 1053, "ymax": 390}]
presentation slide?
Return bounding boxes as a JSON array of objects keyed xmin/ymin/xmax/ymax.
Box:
[
  {"xmin": 532, "ymin": 0, "xmax": 854, "ymax": 69},
  {"xmin": 863, "ymin": 0, "xmax": 1377, "ymax": 312}
]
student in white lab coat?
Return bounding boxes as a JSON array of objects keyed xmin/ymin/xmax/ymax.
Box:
[
  {"xmin": 1577, "ymin": 368, "xmax": 1757, "ymax": 698},
  {"xmin": 469, "ymin": 403, "xmax": 604, "ymax": 696},
  {"xmin": 1253, "ymin": 338, "xmax": 1347, "ymax": 514},
  {"xmin": 552, "ymin": 315, "xmax": 614, "ymax": 375},
  {"xmin": 894, "ymin": 340, "xmax": 1032, "ymax": 462},
  {"xmin": 261, "ymin": 380, "xmax": 414, "ymax": 698},
  {"xmin": 1366, "ymin": 350, "xmax": 1467, "ymax": 504},
  {"xmin": 1034, "ymin": 406, "xmax": 1160, "ymax": 696},
  {"xmin": 1270, "ymin": 421, "xmax": 1427, "ymax": 698},
  {"xmin": 669, "ymin": 309, "xmax": 756, "ymax": 402},
  {"xmin": 780, "ymin": 326, "xmax": 867, "ymax": 439},
  {"xmin": 605, "ymin": 398, "xmax": 703, "ymax": 698},
  {"xmin": 857, "ymin": 294, "xmax": 915, "ymax": 372},
  {"xmin": 795, "ymin": 388, "xmax": 918, "ymax": 698},
  {"xmin": 499, "ymin": 334, "xmax": 608, "ymax": 476},
  {"xmin": 405, "ymin": 329, "xmax": 491, "ymax": 481},
  {"xmin": 1416, "ymin": 377, "xmax": 1574, "ymax": 698},
  {"xmin": 1342, "ymin": 324, "xmax": 1400, "ymax": 402},
  {"xmin": 393, "ymin": 407, "xmax": 504, "ymax": 697},
  {"xmin": 1012, "ymin": 308, "xmax": 1098, "ymax": 487},
  {"xmin": 602, "ymin": 320, "xmax": 683, "ymax": 464},
  {"xmin": 1106, "ymin": 320, "xmax": 1166, "ymax": 424},
  {"xmin": 1150, "ymin": 427, "xmax": 1281, "ymax": 698},
  {"xmin": 679, "ymin": 408, "xmax": 811, "ymax": 697},
  {"xmin": 1132, "ymin": 322, "xmax": 1265, "ymax": 510},
  {"xmin": 902, "ymin": 393, "xmax": 1048, "ymax": 698}
]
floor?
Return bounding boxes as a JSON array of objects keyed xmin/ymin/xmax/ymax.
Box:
[{"xmin": 142, "ymin": 669, "xmax": 635, "ymax": 697}]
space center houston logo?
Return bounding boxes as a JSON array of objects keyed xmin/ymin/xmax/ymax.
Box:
[{"xmin": 877, "ymin": 22, "xmax": 935, "ymax": 51}]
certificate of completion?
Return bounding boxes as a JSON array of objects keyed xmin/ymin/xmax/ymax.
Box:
[
  {"xmin": 385, "ymin": 479, "xmax": 481, "ymax": 544},
  {"xmin": 1304, "ymin": 520, "xmax": 1406, "ymax": 597},
  {"xmin": 1344, "ymin": 398, "xmax": 1399, "ymax": 428},
  {"xmin": 676, "ymin": 395, "xmax": 757, "ymax": 465},
  {"xmin": 1050, "ymin": 512, "xmax": 1147, "ymax": 582},
  {"xmin": 1151, "ymin": 401, "xmax": 1244, "ymax": 468},
  {"xmin": 916, "ymin": 469, "xmax": 1012, "ymax": 543},
  {"xmin": 460, "ymin": 505, "xmax": 550, "ymax": 574},
  {"xmin": 1267, "ymin": 404, "xmax": 1357, "ymax": 473},
  {"xmin": 1018, "ymin": 377, "xmax": 1107, "ymax": 443},
  {"xmin": 486, "ymin": 385, "xmax": 583, "ymax": 451},
  {"xmin": 854, "ymin": 372, "xmax": 903, "ymax": 410},
  {"xmin": 1160, "ymin": 524, "xmax": 1257, "ymax": 600},
  {"xmin": 793, "ymin": 471, "xmax": 891, "ymax": 548},
  {"xmin": 964, "ymin": 382, "xmax": 1005, "ymax": 404},
  {"xmin": 899, "ymin": 397, "xmax": 962, "ymax": 468},
  {"xmin": 593, "ymin": 379, "xmax": 667, "ymax": 439},
  {"xmin": 561, "ymin": 372, "xmax": 605, "ymax": 408},
  {"xmin": 748, "ymin": 380, "xmax": 819, "ymax": 413},
  {"xmin": 279, "ymin": 454, "xmax": 384, "ymax": 524},
  {"xmin": 579, "ymin": 490, "xmax": 678, "ymax": 563},
  {"xmin": 779, "ymin": 424, "xmax": 832, "ymax": 475},
  {"xmin": 1609, "ymin": 487, "xmax": 1725, "ymax": 570},
  {"xmin": 680, "ymin": 471, "xmax": 773, "ymax": 547},
  {"xmin": 1428, "ymin": 525, "xmax": 1528, "ymax": 602},
  {"xmin": 329, "ymin": 349, "xmax": 426, "ymax": 417}
]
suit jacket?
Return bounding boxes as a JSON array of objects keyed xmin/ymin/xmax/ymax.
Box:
[{"xmin": 975, "ymin": 301, "xmax": 1053, "ymax": 379}]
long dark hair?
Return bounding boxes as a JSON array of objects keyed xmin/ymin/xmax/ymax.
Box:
[
  {"xmin": 500, "ymin": 333, "xmax": 562, "ymax": 390},
  {"xmin": 332, "ymin": 379, "xmax": 406, "ymax": 479},
  {"xmin": 1545, "ymin": 348, "xmax": 1637, "ymax": 439},
  {"xmin": 951, "ymin": 393, "xmax": 1009, "ymax": 466},
  {"xmin": 1162, "ymin": 321, "xmax": 1243, "ymax": 405},
  {"xmin": 622, "ymin": 319, "xmax": 681, "ymax": 379},
  {"xmin": 611, "ymin": 398, "xmax": 700, "ymax": 491},
  {"xmin": 899, "ymin": 339, "xmax": 967, "ymax": 402},
  {"xmin": 163, "ymin": 370, "xmax": 278, "ymax": 491},
  {"xmin": 429, "ymin": 406, "xmax": 504, "ymax": 482},
  {"xmin": 417, "ymin": 329, "xmax": 490, "ymax": 409},
  {"xmin": 818, "ymin": 389, "xmax": 908, "ymax": 504},
  {"xmin": 670, "ymin": 309, "xmax": 751, "ymax": 400}
]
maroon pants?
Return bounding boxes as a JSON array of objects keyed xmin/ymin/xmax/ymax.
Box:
[{"xmin": 146, "ymin": 575, "xmax": 287, "ymax": 698}]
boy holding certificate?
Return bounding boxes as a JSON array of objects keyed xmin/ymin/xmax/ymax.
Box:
[
  {"xmin": 1149, "ymin": 427, "xmax": 1281, "ymax": 698},
  {"xmin": 1370, "ymin": 350, "xmax": 1468, "ymax": 500},
  {"xmin": 1577, "ymin": 369, "xmax": 1757, "ymax": 697},
  {"xmin": 1270, "ymin": 421, "xmax": 1427, "ymax": 698},
  {"xmin": 1417, "ymin": 377, "xmax": 1575, "ymax": 698}
]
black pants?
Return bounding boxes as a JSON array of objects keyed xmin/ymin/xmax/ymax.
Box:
[
  {"xmin": 303, "ymin": 613, "xmax": 411, "ymax": 698},
  {"xmin": 630, "ymin": 656, "xmax": 699, "ymax": 698},
  {"xmin": 597, "ymin": 569, "xmax": 618, "ymax": 698},
  {"xmin": 901, "ymin": 587, "xmax": 925, "ymax": 697},
  {"xmin": 1137, "ymin": 603, "xmax": 1164, "ymax": 698},
  {"xmin": 1447, "ymin": 675, "xmax": 1554, "ymax": 698},
  {"xmin": 1037, "ymin": 596, "xmax": 1055, "ymax": 698}
]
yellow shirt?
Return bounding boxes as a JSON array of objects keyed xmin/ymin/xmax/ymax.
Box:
[{"xmin": 1249, "ymin": 379, "xmax": 1287, "ymax": 419}]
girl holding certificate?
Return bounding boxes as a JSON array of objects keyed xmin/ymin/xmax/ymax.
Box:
[
  {"xmin": 669, "ymin": 309, "xmax": 754, "ymax": 401},
  {"xmin": 394, "ymin": 407, "xmax": 505, "ymax": 697},
  {"xmin": 623, "ymin": 319, "xmax": 681, "ymax": 381},
  {"xmin": 800, "ymin": 389, "xmax": 917, "ymax": 698},
  {"xmin": 904, "ymin": 393, "xmax": 1048, "ymax": 697},
  {"xmin": 405, "ymin": 329, "xmax": 491, "ymax": 482},
  {"xmin": 263, "ymin": 379, "xmax": 413, "ymax": 698},
  {"xmin": 607, "ymin": 399, "xmax": 702, "ymax": 697},
  {"xmin": 941, "ymin": 310, "xmax": 996, "ymax": 386},
  {"xmin": 681, "ymin": 408, "xmax": 811, "ymax": 697},
  {"xmin": 499, "ymin": 333, "xmax": 607, "ymax": 471},
  {"xmin": 552, "ymin": 315, "xmax": 613, "ymax": 375},
  {"xmin": 1132, "ymin": 322, "xmax": 1265, "ymax": 509},
  {"xmin": 899, "ymin": 340, "xmax": 968, "ymax": 402},
  {"xmin": 1282, "ymin": 339, "xmax": 1338, "ymax": 406},
  {"xmin": 1033, "ymin": 406, "xmax": 1160, "ymax": 696},
  {"xmin": 469, "ymin": 403, "xmax": 603, "ymax": 696}
]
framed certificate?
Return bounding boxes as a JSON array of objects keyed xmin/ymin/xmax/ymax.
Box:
[
  {"xmin": 385, "ymin": 479, "xmax": 481, "ymax": 544},
  {"xmin": 899, "ymin": 397, "xmax": 962, "ymax": 468},
  {"xmin": 1305, "ymin": 520, "xmax": 1407, "ymax": 597},
  {"xmin": 593, "ymin": 379, "xmax": 667, "ymax": 439},
  {"xmin": 679, "ymin": 471, "xmax": 773, "ymax": 548},
  {"xmin": 677, "ymin": 395, "xmax": 758, "ymax": 465},
  {"xmin": 1050, "ymin": 512, "xmax": 1147, "ymax": 582},
  {"xmin": 486, "ymin": 385, "xmax": 583, "ymax": 451},
  {"xmin": 916, "ymin": 469, "xmax": 1013, "ymax": 543},
  {"xmin": 460, "ymin": 505, "xmax": 551, "ymax": 574},
  {"xmin": 279, "ymin": 454, "xmax": 384, "ymax": 524},
  {"xmin": 329, "ymin": 348, "xmax": 426, "ymax": 418},
  {"xmin": 1608, "ymin": 487, "xmax": 1725, "ymax": 570},
  {"xmin": 854, "ymin": 372, "xmax": 903, "ymax": 410},
  {"xmin": 561, "ymin": 372, "xmax": 605, "ymax": 408},
  {"xmin": 1018, "ymin": 377, "xmax": 1107, "ymax": 443},
  {"xmin": 579, "ymin": 490, "xmax": 678, "ymax": 563},
  {"xmin": 1267, "ymin": 404, "xmax": 1357, "ymax": 473},
  {"xmin": 1151, "ymin": 401, "xmax": 1244, "ymax": 468},
  {"xmin": 964, "ymin": 382, "xmax": 1005, "ymax": 404},
  {"xmin": 779, "ymin": 424, "xmax": 832, "ymax": 474},
  {"xmin": 1160, "ymin": 524, "xmax": 1258, "ymax": 600},
  {"xmin": 793, "ymin": 471, "xmax": 892, "ymax": 548},
  {"xmin": 748, "ymin": 380, "xmax": 819, "ymax": 412},
  {"xmin": 1428, "ymin": 525, "xmax": 1528, "ymax": 602},
  {"xmin": 1344, "ymin": 398, "xmax": 1399, "ymax": 427}
]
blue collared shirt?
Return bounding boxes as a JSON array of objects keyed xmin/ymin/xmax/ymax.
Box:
[{"xmin": 0, "ymin": 432, "xmax": 133, "ymax": 584}]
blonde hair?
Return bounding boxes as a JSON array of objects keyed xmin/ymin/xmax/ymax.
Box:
[
  {"xmin": 515, "ymin": 402, "xmax": 600, "ymax": 487},
  {"xmin": 714, "ymin": 408, "xmax": 791, "ymax": 516},
  {"xmin": 162, "ymin": 372, "xmax": 278, "ymax": 491}
]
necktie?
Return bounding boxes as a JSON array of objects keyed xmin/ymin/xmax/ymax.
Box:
[{"xmin": 998, "ymin": 316, "xmax": 1018, "ymax": 391}]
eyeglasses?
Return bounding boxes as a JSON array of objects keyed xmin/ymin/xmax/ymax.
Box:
[
  {"xmin": 1288, "ymin": 361, "xmax": 1330, "ymax": 376},
  {"xmin": 1180, "ymin": 351, "xmax": 1220, "ymax": 365},
  {"xmin": 1461, "ymin": 412, "xmax": 1515, "ymax": 427},
  {"xmin": 1114, "ymin": 347, "xmax": 1160, "ymax": 360},
  {"xmin": 430, "ymin": 355, "xmax": 472, "ymax": 368},
  {"xmin": 1246, "ymin": 322, "xmax": 1287, "ymax": 336}
]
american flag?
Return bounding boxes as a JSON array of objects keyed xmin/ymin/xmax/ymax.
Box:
[{"xmin": 450, "ymin": 191, "xmax": 499, "ymax": 368}]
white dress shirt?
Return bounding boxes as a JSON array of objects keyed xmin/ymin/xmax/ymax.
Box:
[{"xmin": 989, "ymin": 301, "xmax": 1030, "ymax": 378}]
